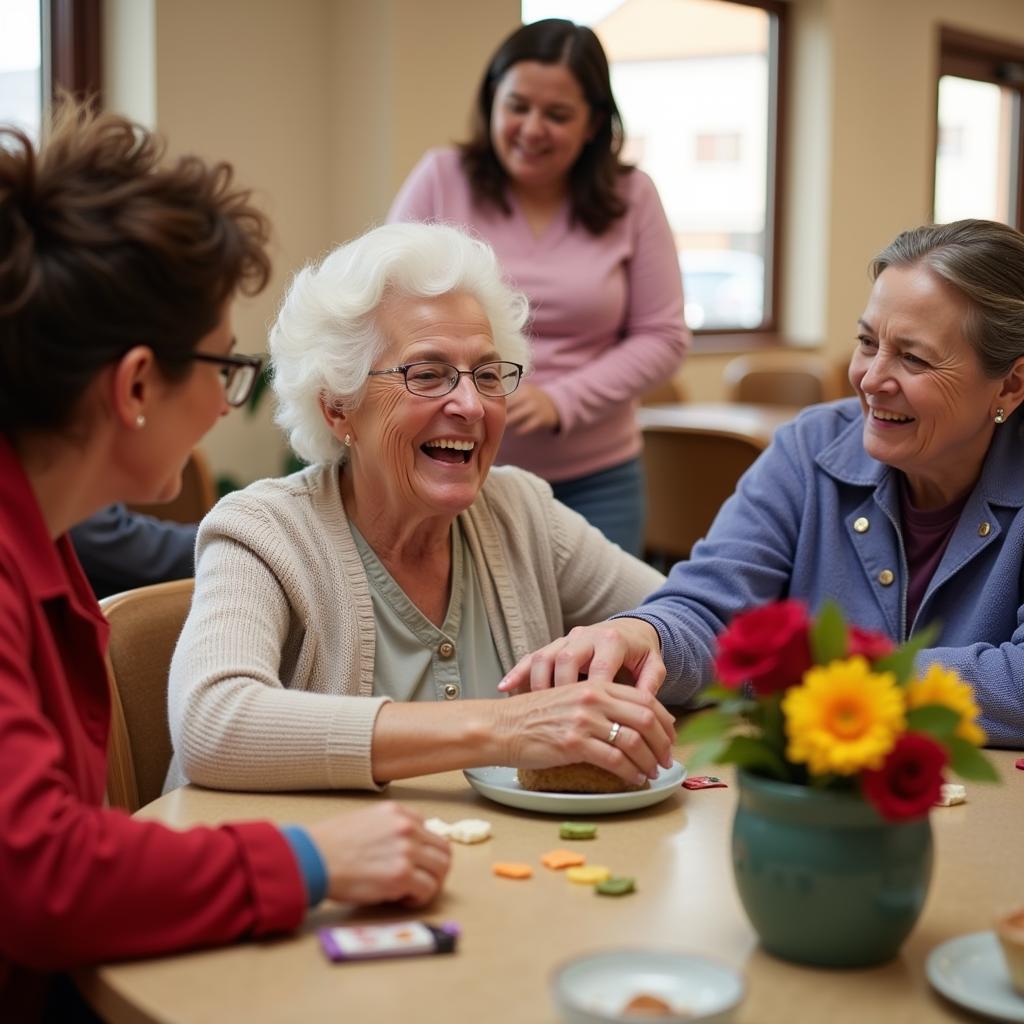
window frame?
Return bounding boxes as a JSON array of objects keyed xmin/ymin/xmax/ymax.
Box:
[
  {"xmin": 933, "ymin": 25, "xmax": 1024, "ymax": 232},
  {"xmin": 48, "ymin": 0, "xmax": 103, "ymax": 108},
  {"xmin": 670, "ymin": 0, "xmax": 789, "ymax": 351}
]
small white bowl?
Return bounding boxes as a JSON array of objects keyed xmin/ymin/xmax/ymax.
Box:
[{"xmin": 551, "ymin": 949, "xmax": 745, "ymax": 1024}]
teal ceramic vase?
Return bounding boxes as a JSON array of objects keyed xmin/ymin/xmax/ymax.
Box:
[{"xmin": 731, "ymin": 769, "xmax": 933, "ymax": 967}]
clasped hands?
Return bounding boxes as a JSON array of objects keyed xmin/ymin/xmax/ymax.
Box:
[{"xmin": 497, "ymin": 618, "xmax": 672, "ymax": 789}]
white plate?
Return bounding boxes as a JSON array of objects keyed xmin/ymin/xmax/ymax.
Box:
[
  {"xmin": 927, "ymin": 931, "xmax": 1024, "ymax": 1022},
  {"xmin": 463, "ymin": 761, "xmax": 686, "ymax": 815},
  {"xmin": 551, "ymin": 948, "xmax": 745, "ymax": 1023}
]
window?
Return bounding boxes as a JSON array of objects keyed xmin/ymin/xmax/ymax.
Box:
[
  {"xmin": 0, "ymin": 0, "xmax": 44, "ymax": 141},
  {"xmin": 934, "ymin": 27, "xmax": 1024, "ymax": 230},
  {"xmin": 695, "ymin": 132, "xmax": 742, "ymax": 163},
  {"xmin": 0, "ymin": 1, "xmax": 102, "ymax": 144},
  {"xmin": 522, "ymin": 0, "xmax": 786, "ymax": 335}
]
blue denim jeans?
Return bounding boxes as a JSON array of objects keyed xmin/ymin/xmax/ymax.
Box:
[{"xmin": 550, "ymin": 456, "xmax": 646, "ymax": 557}]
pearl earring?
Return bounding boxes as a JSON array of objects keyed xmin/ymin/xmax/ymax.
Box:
[
  {"xmin": 995, "ymin": 408, "xmax": 1006, "ymax": 425},
  {"xmin": 135, "ymin": 414, "xmax": 146, "ymax": 429},
  {"xmin": 344, "ymin": 433, "xmax": 352, "ymax": 448}
]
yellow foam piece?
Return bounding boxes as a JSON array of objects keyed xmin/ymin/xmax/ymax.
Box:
[{"xmin": 565, "ymin": 865, "xmax": 612, "ymax": 885}]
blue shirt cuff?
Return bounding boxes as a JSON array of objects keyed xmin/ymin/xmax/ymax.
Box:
[{"xmin": 281, "ymin": 825, "xmax": 328, "ymax": 907}]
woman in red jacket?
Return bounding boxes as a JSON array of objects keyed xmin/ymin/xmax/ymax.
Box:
[{"xmin": 0, "ymin": 103, "xmax": 449, "ymax": 1019}]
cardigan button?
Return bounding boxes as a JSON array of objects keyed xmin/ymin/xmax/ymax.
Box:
[
  {"xmin": 978, "ymin": 521, "xmax": 992, "ymax": 537},
  {"xmin": 853, "ymin": 517, "xmax": 870, "ymax": 533},
  {"xmin": 878, "ymin": 569, "xmax": 895, "ymax": 586},
  {"xmin": 443, "ymin": 683, "xmax": 460, "ymax": 700},
  {"xmin": 438, "ymin": 641, "xmax": 455, "ymax": 658}
]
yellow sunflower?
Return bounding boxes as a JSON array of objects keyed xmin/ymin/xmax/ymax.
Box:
[
  {"xmin": 782, "ymin": 657, "xmax": 905, "ymax": 775},
  {"xmin": 906, "ymin": 664, "xmax": 986, "ymax": 746}
]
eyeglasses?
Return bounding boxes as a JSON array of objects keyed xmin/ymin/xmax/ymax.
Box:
[
  {"xmin": 188, "ymin": 352, "xmax": 264, "ymax": 407},
  {"xmin": 366, "ymin": 360, "xmax": 523, "ymax": 399}
]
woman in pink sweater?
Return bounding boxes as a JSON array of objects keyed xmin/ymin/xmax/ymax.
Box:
[{"xmin": 388, "ymin": 18, "xmax": 689, "ymax": 556}]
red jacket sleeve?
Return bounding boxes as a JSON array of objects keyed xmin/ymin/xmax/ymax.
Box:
[{"xmin": 0, "ymin": 562, "xmax": 306, "ymax": 970}]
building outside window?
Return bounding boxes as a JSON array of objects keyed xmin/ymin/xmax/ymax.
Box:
[
  {"xmin": 0, "ymin": 0, "xmax": 44, "ymax": 142},
  {"xmin": 522, "ymin": 0, "xmax": 784, "ymax": 334},
  {"xmin": 934, "ymin": 27, "xmax": 1024, "ymax": 230}
]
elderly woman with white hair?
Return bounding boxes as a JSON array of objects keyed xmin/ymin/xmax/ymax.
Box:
[{"xmin": 165, "ymin": 223, "xmax": 673, "ymax": 793}]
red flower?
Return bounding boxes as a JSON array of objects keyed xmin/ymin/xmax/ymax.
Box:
[
  {"xmin": 862, "ymin": 733, "xmax": 947, "ymax": 822},
  {"xmin": 715, "ymin": 600, "xmax": 813, "ymax": 695},
  {"xmin": 847, "ymin": 625, "xmax": 896, "ymax": 662}
]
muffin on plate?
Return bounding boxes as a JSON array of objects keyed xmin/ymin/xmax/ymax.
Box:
[{"xmin": 517, "ymin": 763, "xmax": 650, "ymax": 794}]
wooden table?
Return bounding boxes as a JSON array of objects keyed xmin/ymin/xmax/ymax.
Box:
[
  {"xmin": 78, "ymin": 750, "xmax": 1021, "ymax": 1023},
  {"xmin": 636, "ymin": 401, "xmax": 801, "ymax": 445}
]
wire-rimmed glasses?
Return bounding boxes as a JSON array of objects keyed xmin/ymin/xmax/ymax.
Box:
[
  {"xmin": 367, "ymin": 360, "xmax": 523, "ymax": 399},
  {"xmin": 188, "ymin": 352, "xmax": 264, "ymax": 407}
]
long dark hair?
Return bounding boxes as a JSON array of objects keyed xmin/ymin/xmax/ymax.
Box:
[
  {"xmin": 459, "ymin": 18, "xmax": 631, "ymax": 236},
  {"xmin": 0, "ymin": 99, "xmax": 271, "ymax": 437}
]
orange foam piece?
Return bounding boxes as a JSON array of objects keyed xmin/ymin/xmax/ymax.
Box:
[
  {"xmin": 492, "ymin": 862, "xmax": 533, "ymax": 880},
  {"xmin": 541, "ymin": 849, "xmax": 587, "ymax": 870}
]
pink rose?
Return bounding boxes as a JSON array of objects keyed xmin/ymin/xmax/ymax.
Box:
[
  {"xmin": 847, "ymin": 625, "xmax": 896, "ymax": 662},
  {"xmin": 715, "ymin": 600, "xmax": 813, "ymax": 695},
  {"xmin": 862, "ymin": 733, "xmax": 947, "ymax": 822}
]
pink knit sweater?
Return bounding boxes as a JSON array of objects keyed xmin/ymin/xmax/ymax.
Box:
[{"xmin": 387, "ymin": 148, "xmax": 689, "ymax": 482}]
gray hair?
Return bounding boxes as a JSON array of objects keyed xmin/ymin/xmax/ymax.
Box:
[
  {"xmin": 871, "ymin": 219, "xmax": 1024, "ymax": 378},
  {"xmin": 270, "ymin": 222, "xmax": 532, "ymax": 464}
]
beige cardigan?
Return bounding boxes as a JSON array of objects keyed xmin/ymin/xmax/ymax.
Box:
[{"xmin": 166, "ymin": 463, "xmax": 664, "ymax": 791}]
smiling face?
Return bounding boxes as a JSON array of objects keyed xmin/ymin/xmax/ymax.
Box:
[
  {"xmin": 490, "ymin": 60, "xmax": 594, "ymax": 197},
  {"xmin": 334, "ymin": 291, "xmax": 507, "ymax": 529},
  {"xmin": 849, "ymin": 263, "xmax": 1012, "ymax": 507}
]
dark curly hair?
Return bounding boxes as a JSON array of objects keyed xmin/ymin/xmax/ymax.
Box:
[
  {"xmin": 0, "ymin": 99, "xmax": 271, "ymax": 436},
  {"xmin": 459, "ymin": 18, "xmax": 631, "ymax": 236}
]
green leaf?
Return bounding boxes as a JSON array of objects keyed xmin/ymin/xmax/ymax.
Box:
[
  {"xmin": 906, "ymin": 704, "xmax": 960, "ymax": 737},
  {"xmin": 719, "ymin": 735, "xmax": 789, "ymax": 780},
  {"xmin": 677, "ymin": 709, "xmax": 734, "ymax": 745},
  {"xmin": 811, "ymin": 600, "xmax": 847, "ymax": 664},
  {"xmin": 874, "ymin": 623, "xmax": 940, "ymax": 685},
  {"xmin": 757, "ymin": 694, "xmax": 786, "ymax": 752},
  {"xmin": 718, "ymin": 698, "xmax": 758, "ymax": 717},
  {"xmin": 683, "ymin": 737, "xmax": 728, "ymax": 773},
  {"xmin": 946, "ymin": 737, "xmax": 1000, "ymax": 782},
  {"xmin": 246, "ymin": 362, "xmax": 271, "ymax": 416},
  {"xmin": 700, "ymin": 683, "xmax": 737, "ymax": 704}
]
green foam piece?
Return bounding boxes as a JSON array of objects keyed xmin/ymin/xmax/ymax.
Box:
[
  {"xmin": 559, "ymin": 821, "xmax": 598, "ymax": 840},
  {"xmin": 596, "ymin": 876, "xmax": 636, "ymax": 897}
]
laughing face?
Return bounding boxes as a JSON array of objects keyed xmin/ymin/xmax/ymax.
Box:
[
  {"xmin": 849, "ymin": 263, "xmax": 1011, "ymax": 507},
  {"xmin": 490, "ymin": 60, "xmax": 594, "ymax": 198},
  {"xmin": 335, "ymin": 291, "xmax": 507, "ymax": 527}
]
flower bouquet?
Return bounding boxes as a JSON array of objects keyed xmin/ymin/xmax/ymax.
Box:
[
  {"xmin": 679, "ymin": 599, "xmax": 996, "ymax": 815},
  {"xmin": 679, "ymin": 599, "xmax": 997, "ymax": 966}
]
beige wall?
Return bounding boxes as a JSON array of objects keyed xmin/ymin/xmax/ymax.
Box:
[
  {"xmin": 824, "ymin": 0, "xmax": 1024, "ymax": 362},
  {"xmin": 102, "ymin": 0, "xmax": 1024, "ymax": 484}
]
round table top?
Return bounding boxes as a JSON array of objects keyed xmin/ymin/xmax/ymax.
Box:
[{"xmin": 77, "ymin": 749, "xmax": 1022, "ymax": 1024}]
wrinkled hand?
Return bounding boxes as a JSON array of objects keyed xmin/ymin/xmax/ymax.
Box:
[
  {"xmin": 496, "ymin": 680, "xmax": 675, "ymax": 787},
  {"xmin": 505, "ymin": 382, "xmax": 560, "ymax": 435},
  {"xmin": 499, "ymin": 618, "xmax": 665, "ymax": 696},
  {"xmin": 307, "ymin": 802, "xmax": 451, "ymax": 908}
]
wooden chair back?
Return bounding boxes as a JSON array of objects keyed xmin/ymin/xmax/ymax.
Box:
[
  {"xmin": 102, "ymin": 579, "xmax": 194, "ymax": 812},
  {"xmin": 642, "ymin": 422, "xmax": 769, "ymax": 563},
  {"xmin": 724, "ymin": 353, "xmax": 838, "ymax": 408},
  {"xmin": 640, "ymin": 377, "xmax": 688, "ymax": 406}
]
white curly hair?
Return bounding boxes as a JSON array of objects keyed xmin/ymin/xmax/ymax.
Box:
[{"xmin": 269, "ymin": 222, "xmax": 532, "ymax": 464}]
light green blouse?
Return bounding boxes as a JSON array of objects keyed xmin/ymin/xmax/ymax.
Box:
[{"xmin": 349, "ymin": 520, "xmax": 504, "ymax": 703}]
